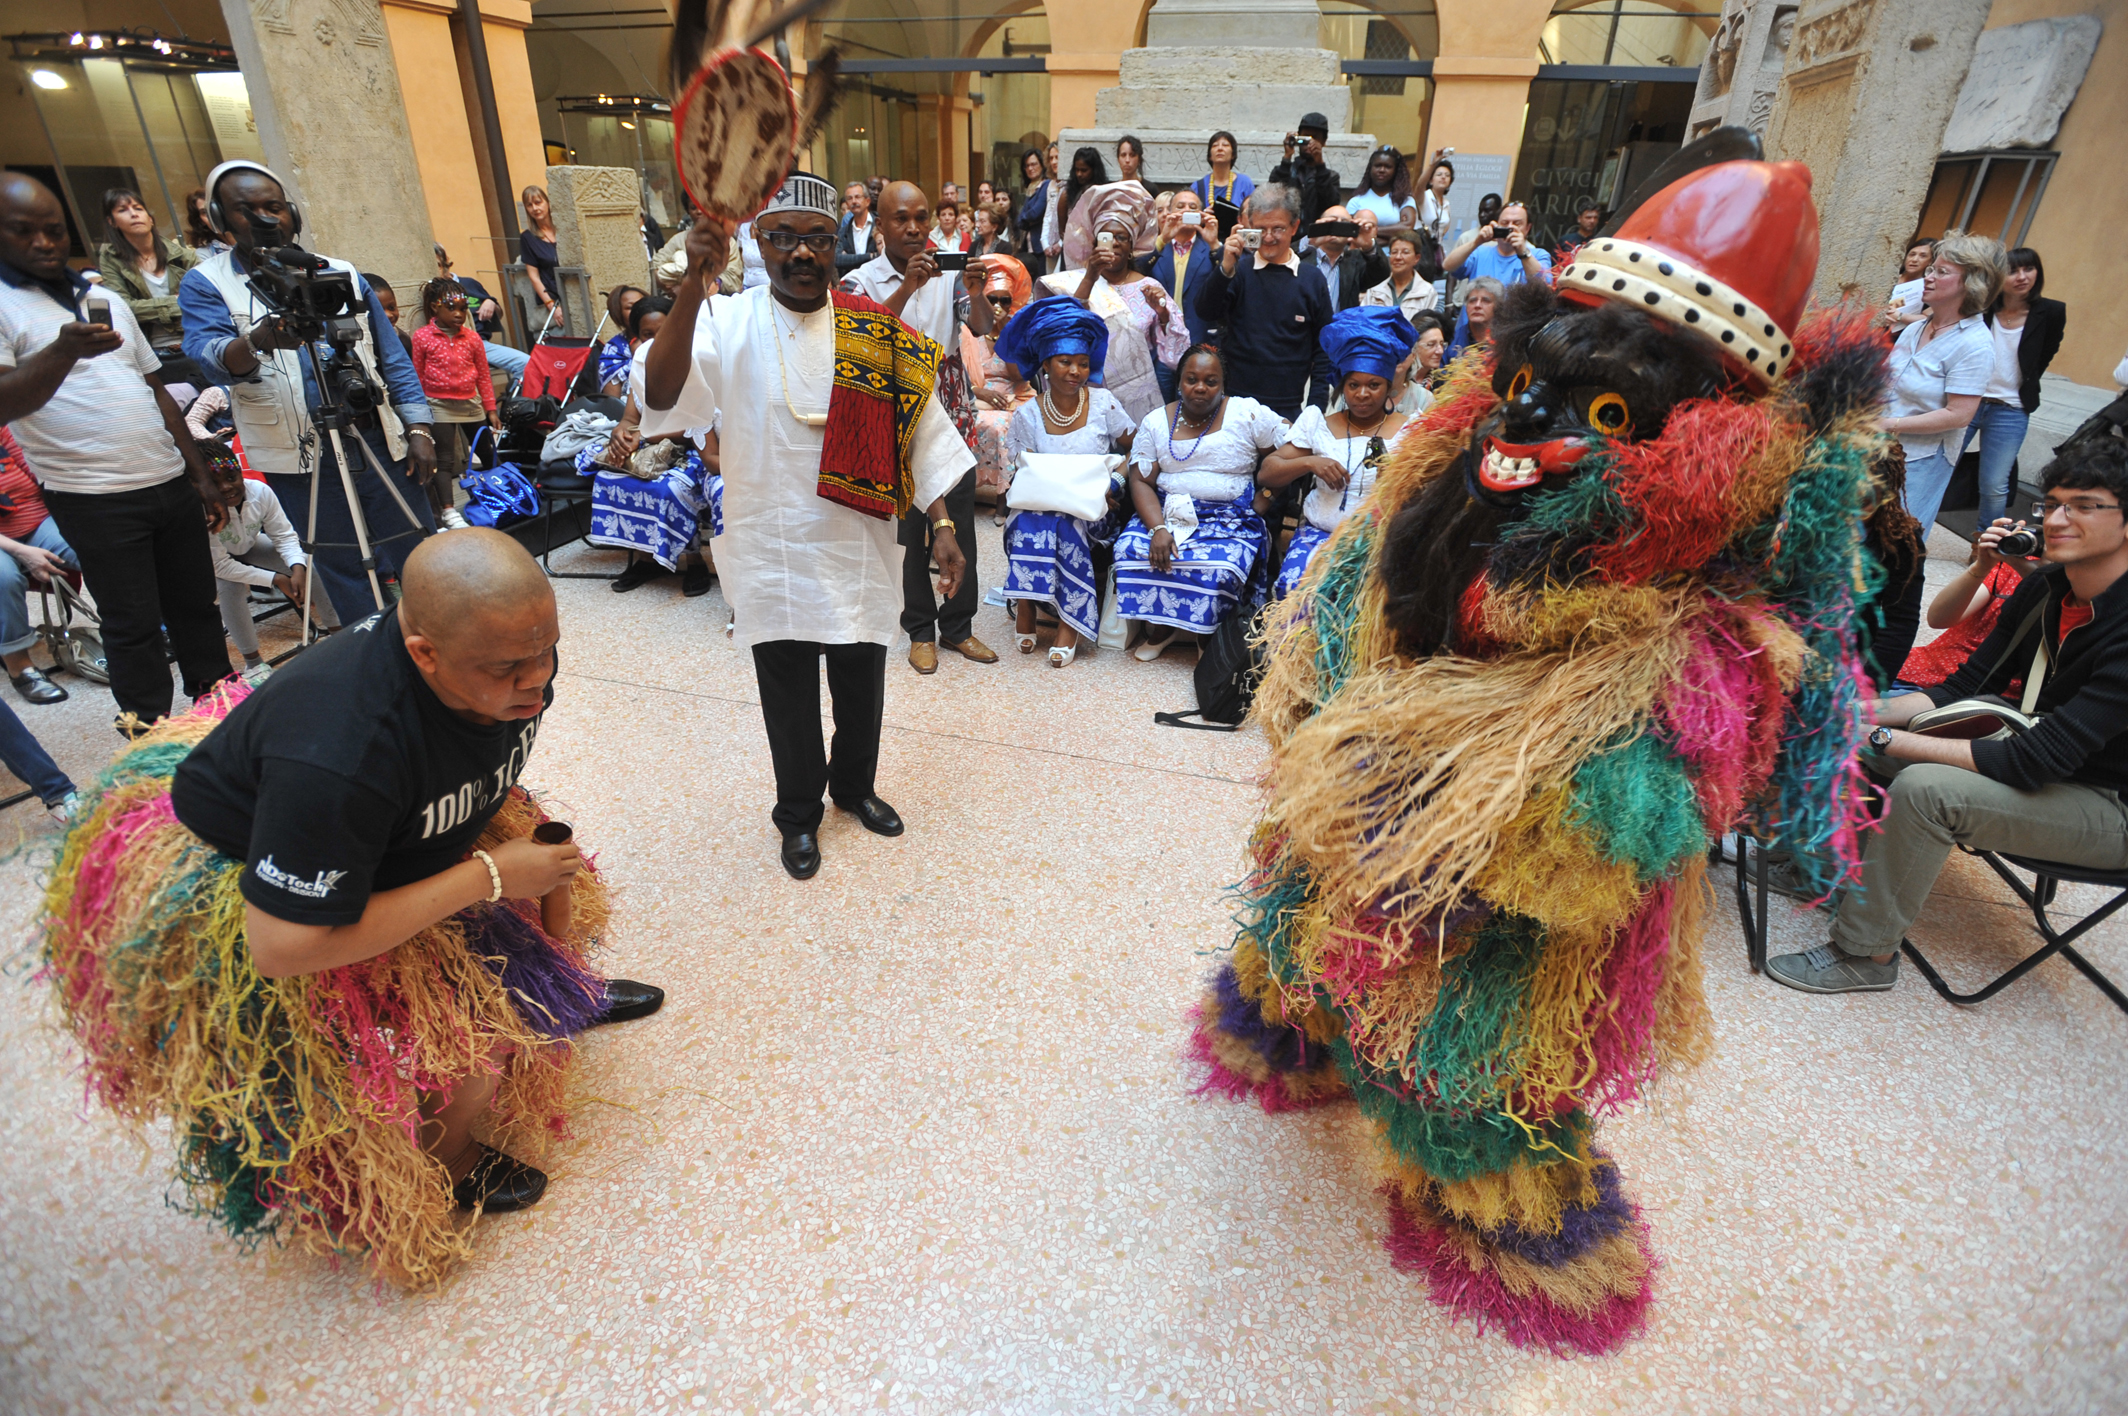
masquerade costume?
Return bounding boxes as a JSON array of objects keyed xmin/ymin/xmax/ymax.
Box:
[
  {"xmin": 998, "ymin": 298, "xmax": 1135, "ymax": 642},
  {"xmin": 1192, "ymin": 141, "xmax": 1889, "ymax": 1354},
  {"xmin": 1274, "ymin": 307, "xmax": 1418, "ymax": 596},
  {"xmin": 38, "ymin": 668, "xmax": 614, "ymax": 1290}
]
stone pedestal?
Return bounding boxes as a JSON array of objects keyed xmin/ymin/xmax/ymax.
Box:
[
  {"xmin": 1762, "ymin": 0, "xmax": 1993, "ymax": 303},
  {"xmin": 543, "ymin": 165, "xmax": 650, "ymax": 336},
  {"xmin": 216, "ymin": 0, "xmax": 435, "ymax": 300},
  {"xmin": 1059, "ymin": 0, "xmax": 1374, "ymax": 189}
]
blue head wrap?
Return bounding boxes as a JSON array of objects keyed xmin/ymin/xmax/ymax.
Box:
[
  {"xmin": 996, "ymin": 296, "xmax": 1110, "ymax": 381},
  {"xmin": 1320, "ymin": 305, "xmax": 1418, "ymax": 383}
]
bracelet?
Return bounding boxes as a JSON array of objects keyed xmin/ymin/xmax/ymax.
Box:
[
  {"xmin": 471, "ymin": 849, "xmax": 502, "ymax": 903},
  {"xmin": 933, "ymin": 517, "xmax": 956, "ymax": 534},
  {"xmin": 407, "ymin": 427, "xmax": 434, "ymax": 441}
]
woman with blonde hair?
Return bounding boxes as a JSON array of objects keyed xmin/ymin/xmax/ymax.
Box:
[
  {"xmin": 1884, "ymin": 229, "xmax": 2004, "ymax": 530},
  {"xmin": 519, "ymin": 184, "xmax": 562, "ymax": 328}
]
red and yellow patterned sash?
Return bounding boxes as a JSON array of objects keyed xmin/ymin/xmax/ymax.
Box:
[{"xmin": 817, "ymin": 290, "xmax": 940, "ymax": 521}]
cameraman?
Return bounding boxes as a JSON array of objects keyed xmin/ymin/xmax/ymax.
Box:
[
  {"xmin": 0, "ymin": 171, "xmax": 233, "ymax": 731},
  {"xmin": 1268, "ymin": 113, "xmax": 1343, "ymax": 231},
  {"xmin": 179, "ymin": 162, "xmax": 437, "ymax": 620}
]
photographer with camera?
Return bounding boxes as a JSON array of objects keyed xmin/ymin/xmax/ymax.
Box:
[
  {"xmin": 1301, "ymin": 205, "xmax": 1388, "ymax": 410},
  {"xmin": 0, "ymin": 172, "xmax": 234, "ymax": 732},
  {"xmin": 179, "ymin": 162, "xmax": 437, "ymax": 622},
  {"xmin": 1267, "ymin": 114, "xmax": 1343, "ymax": 231},
  {"xmin": 1769, "ymin": 440, "xmax": 2128, "ymax": 995}
]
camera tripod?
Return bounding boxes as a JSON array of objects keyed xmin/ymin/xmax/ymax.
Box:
[{"xmin": 291, "ymin": 337, "xmax": 431, "ymax": 644}]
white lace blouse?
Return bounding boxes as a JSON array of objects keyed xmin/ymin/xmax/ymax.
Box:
[
  {"xmin": 1003, "ymin": 388, "xmax": 1136, "ymax": 463},
  {"xmin": 1128, "ymin": 397, "xmax": 1290, "ymax": 504},
  {"xmin": 1286, "ymin": 404, "xmax": 1395, "ymax": 532}
]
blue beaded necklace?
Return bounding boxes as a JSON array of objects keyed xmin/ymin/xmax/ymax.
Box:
[{"xmin": 1166, "ymin": 396, "xmax": 1224, "ymax": 464}]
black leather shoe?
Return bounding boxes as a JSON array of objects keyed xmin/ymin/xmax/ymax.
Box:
[
  {"xmin": 592, "ymin": 977, "xmax": 665, "ymax": 1025},
  {"xmin": 781, "ymin": 831, "xmax": 821, "ymax": 879},
  {"xmin": 10, "ymin": 667, "xmax": 66, "ymax": 705},
  {"xmin": 452, "ymin": 1143, "xmax": 548, "ymax": 1213},
  {"xmin": 611, "ymin": 557, "xmax": 664, "ymax": 593},
  {"xmin": 837, "ymin": 795, "xmax": 904, "ymax": 837},
  {"xmin": 681, "ymin": 561, "xmax": 713, "ymax": 597}
]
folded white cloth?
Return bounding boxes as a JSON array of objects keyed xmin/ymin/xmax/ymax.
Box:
[{"xmin": 1161, "ymin": 491, "xmax": 1199, "ymax": 546}]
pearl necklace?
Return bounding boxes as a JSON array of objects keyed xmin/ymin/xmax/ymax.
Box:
[
  {"xmin": 1040, "ymin": 381, "xmax": 1086, "ymax": 430},
  {"xmin": 770, "ymin": 298, "xmax": 829, "ymax": 427}
]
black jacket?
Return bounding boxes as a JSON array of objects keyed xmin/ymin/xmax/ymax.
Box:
[
  {"xmin": 1316, "ymin": 247, "xmax": 1390, "ymax": 314},
  {"xmin": 835, "ymin": 214, "xmax": 881, "ymax": 274},
  {"xmin": 1930, "ymin": 561, "xmax": 2128, "ymax": 792},
  {"xmin": 1267, "ymin": 158, "xmax": 1343, "ymax": 228},
  {"xmin": 1986, "ymin": 297, "xmax": 2066, "ymax": 414}
]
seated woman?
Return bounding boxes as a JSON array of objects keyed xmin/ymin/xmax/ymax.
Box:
[
  {"xmin": 1446, "ymin": 275, "xmax": 1503, "ymax": 364},
  {"xmin": 1262, "ymin": 306, "xmax": 1417, "ymax": 598},
  {"xmin": 998, "ymin": 298, "xmax": 1137, "ymax": 669},
  {"xmin": 597, "ymin": 285, "xmax": 647, "ymax": 397},
  {"xmin": 1113, "ymin": 345, "xmax": 1291, "ymax": 661},
  {"xmin": 1040, "ymin": 183, "xmax": 1187, "ymax": 421},
  {"xmin": 1896, "ymin": 514, "xmax": 2038, "ymax": 689},
  {"xmin": 1390, "ymin": 309, "xmax": 1449, "ymax": 416},
  {"xmin": 584, "ymin": 296, "xmax": 720, "ymax": 595},
  {"xmin": 963, "ymin": 256, "xmax": 1036, "ymax": 507},
  {"xmin": 0, "ymin": 428, "xmax": 79, "ymax": 704}
]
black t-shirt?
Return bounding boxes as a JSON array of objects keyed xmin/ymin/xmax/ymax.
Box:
[{"xmin": 171, "ymin": 607, "xmax": 552, "ymax": 926}]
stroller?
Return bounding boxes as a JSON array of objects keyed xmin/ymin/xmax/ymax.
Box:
[{"xmin": 488, "ymin": 308, "xmax": 619, "ymax": 575}]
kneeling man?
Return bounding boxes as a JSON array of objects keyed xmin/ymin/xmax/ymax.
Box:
[{"xmin": 41, "ymin": 529, "xmax": 663, "ymax": 1287}]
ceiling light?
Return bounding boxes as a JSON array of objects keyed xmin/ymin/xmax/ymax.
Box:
[
  {"xmin": 31, "ymin": 69, "xmax": 67, "ymax": 89},
  {"xmin": 620, "ymin": 120, "xmax": 635, "ymax": 129}
]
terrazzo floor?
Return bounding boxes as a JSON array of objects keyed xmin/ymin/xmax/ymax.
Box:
[{"xmin": 1, "ymin": 522, "xmax": 2124, "ymax": 1415}]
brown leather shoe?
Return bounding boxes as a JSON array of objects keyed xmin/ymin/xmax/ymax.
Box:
[
  {"xmin": 908, "ymin": 640, "xmax": 938, "ymax": 674},
  {"xmin": 945, "ymin": 634, "xmax": 999, "ymax": 664}
]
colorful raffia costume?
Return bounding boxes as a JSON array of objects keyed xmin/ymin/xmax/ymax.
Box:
[
  {"xmin": 1191, "ymin": 139, "xmax": 1893, "ymax": 1353},
  {"xmin": 37, "ymin": 681, "xmax": 611, "ymax": 1289}
]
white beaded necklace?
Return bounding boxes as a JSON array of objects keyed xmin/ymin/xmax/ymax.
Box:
[
  {"xmin": 1039, "ymin": 380, "xmax": 1086, "ymax": 431},
  {"xmin": 770, "ymin": 298, "xmax": 830, "ymax": 428}
]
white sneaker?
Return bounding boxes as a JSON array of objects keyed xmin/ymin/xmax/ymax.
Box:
[
  {"xmin": 439, "ymin": 508, "xmax": 472, "ymax": 531},
  {"xmin": 47, "ymin": 791, "xmax": 79, "ymax": 827}
]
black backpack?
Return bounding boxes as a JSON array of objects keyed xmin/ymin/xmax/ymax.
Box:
[{"xmin": 1155, "ymin": 606, "xmax": 1264, "ymax": 732}]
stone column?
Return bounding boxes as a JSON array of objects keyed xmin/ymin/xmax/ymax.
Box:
[
  {"xmin": 217, "ymin": 0, "xmax": 436, "ymax": 301},
  {"xmin": 542, "ymin": 165, "xmax": 650, "ymax": 337},
  {"xmin": 1762, "ymin": 0, "xmax": 1992, "ymax": 303},
  {"xmin": 1688, "ymin": 0, "xmax": 1800, "ymax": 141}
]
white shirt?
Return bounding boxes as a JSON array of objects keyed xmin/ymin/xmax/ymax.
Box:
[
  {"xmin": 0, "ymin": 277, "xmax": 185, "ymax": 494},
  {"xmin": 1983, "ymin": 318, "xmax": 2025, "ymax": 403},
  {"xmin": 1286, "ymin": 404, "xmax": 1393, "ymax": 531},
  {"xmin": 1129, "ymin": 398, "xmax": 1290, "ymax": 504},
  {"xmin": 212, "ymin": 479, "xmax": 308, "ymax": 585},
  {"xmin": 844, "ymin": 254, "xmax": 967, "ymax": 353},
  {"xmin": 1886, "ymin": 313, "xmax": 1992, "ymax": 461},
  {"xmin": 640, "ymin": 286, "xmax": 972, "ymax": 648},
  {"xmin": 1419, "ymin": 190, "xmax": 1452, "ymax": 241}
]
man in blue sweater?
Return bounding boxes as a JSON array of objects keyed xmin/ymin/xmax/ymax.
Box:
[
  {"xmin": 1771, "ymin": 439, "xmax": 2128, "ymax": 994},
  {"xmin": 1192, "ymin": 184, "xmax": 1331, "ymax": 419}
]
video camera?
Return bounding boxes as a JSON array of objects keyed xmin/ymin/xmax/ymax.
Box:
[{"xmin": 244, "ymin": 225, "xmax": 382, "ymax": 419}]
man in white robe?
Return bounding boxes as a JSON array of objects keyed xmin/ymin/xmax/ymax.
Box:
[{"xmin": 642, "ymin": 173, "xmax": 973, "ymax": 880}]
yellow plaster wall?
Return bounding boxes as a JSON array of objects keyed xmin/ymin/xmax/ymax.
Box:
[
  {"xmin": 383, "ymin": 3, "xmax": 485, "ymax": 296},
  {"xmin": 1978, "ymin": 0, "xmax": 2127, "ymax": 387}
]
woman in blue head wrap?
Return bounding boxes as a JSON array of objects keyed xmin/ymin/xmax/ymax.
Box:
[
  {"xmin": 1260, "ymin": 304, "xmax": 1416, "ymax": 596},
  {"xmin": 996, "ymin": 296, "xmax": 1138, "ymax": 667},
  {"xmin": 1111, "ymin": 344, "xmax": 1294, "ymax": 660}
]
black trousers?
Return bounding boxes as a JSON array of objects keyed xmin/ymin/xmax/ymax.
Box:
[
  {"xmin": 266, "ymin": 423, "xmax": 434, "ymax": 624},
  {"xmin": 42, "ymin": 474, "xmax": 232, "ymax": 724},
  {"xmin": 900, "ymin": 469, "xmax": 978, "ymax": 644},
  {"xmin": 751, "ymin": 639, "xmax": 888, "ymax": 835},
  {"xmin": 1223, "ymin": 357, "xmax": 1308, "ymax": 421}
]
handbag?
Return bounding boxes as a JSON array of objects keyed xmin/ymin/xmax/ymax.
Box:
[
  {"xmin": 1006, "ymin": 452, "xmax": 1120, "ymax": 522},
  {"xmin": 1867, "ymin": 599, "xmax": 2048, "ymax": 774},
  {"xmin": 1152, "ymin": 607, "xmax": 1264, "ymax": 731},
  {"xmin": 458, "ymin": 462, "xmax": 541, "ymax": 527}
]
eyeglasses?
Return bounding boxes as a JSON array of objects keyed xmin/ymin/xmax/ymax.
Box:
[
  {"xmin": 759, "ymin": 230, "xmax": 837, "ymax": 253},
  {"xmin": 2034, "ymin": 499, "xmax": 2124, "ymax": 520}
]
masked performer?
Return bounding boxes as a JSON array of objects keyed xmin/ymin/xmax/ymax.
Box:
[
  {"xmin": 1191, "ymin": 142, "xmax": 1890, "ymax": 1353},
  {"xmin": 641, "ymin": 174, "xmax": 973, "ymax": 880},
  {"xmin": 39, "ymin": 530, "xmax": 664, "ymax": 1289}
]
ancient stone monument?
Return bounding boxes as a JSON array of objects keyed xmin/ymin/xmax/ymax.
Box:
[
  {"xmin": 1762, "ymin": 0, "xmax": 1993, "ymax": 302},
  {"xmin": 542, "ymin": 164, "xmax": 651, "ymax": 336},
  {"xmin": 216, "ymin": 0, "xmax": 435, "ymax": 301},
  {"xmin": 1940, "ymin": 14, "xmax": 2101, "ymax": 154},
  {"xmin": 1688, "ymin": 0, "xmax": 1799, "ymax": 140},
  {"xmin": 1057, "ymin": 0, "xmax": 1376, "ymax": 190}
]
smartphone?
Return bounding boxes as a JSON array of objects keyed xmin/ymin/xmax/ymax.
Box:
[
  {"xmin": 1307, "ymin": 220, "xmax": 1361, "ymax": 241},
  {"xmin": 932, "ymin": 251, "xmax": 970, "ymax": 272},
  {"xmin": 1095, "ymin": 231, "xmax": 1115, "ymax": 251},
  {"xmin": 83, "ymin": 295, "xmax": 113, "ymax": 328},
  {"xmin": 1240, "ymin": 227, "xmax": 1263, "ymax": 251}
]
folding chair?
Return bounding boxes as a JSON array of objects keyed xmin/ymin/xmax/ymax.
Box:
[{"xmin": 1902, "ymin": 847, "xmax": 2128, "ymax": 1016}]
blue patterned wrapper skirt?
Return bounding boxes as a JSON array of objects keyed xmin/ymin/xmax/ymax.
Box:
[
  {"xmin": 1113, "ymin": 497, "xmax": 1267, "ymax": 633},
  {"xmin": 586, "ymin": 450, "xmax": 722, "ymax": 570},
  {"xmin": 1273, "ymin": 522, "xmax": 1333, "ymax": 597},
  {"xmin": 1003, "ymin": 504, "xmax": 1123, "ymax": 640}
]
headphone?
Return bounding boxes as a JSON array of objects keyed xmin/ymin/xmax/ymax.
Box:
[{"xmin": 204, "ymin": 160, "xmax": 303, "ymax": 240}]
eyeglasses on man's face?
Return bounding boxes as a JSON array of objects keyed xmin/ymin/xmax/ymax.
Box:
[
  {"xmin": 2033, "ymin": 499, "xmax": 2125, "ymax": 521},
  {"xmin": 759, "ymin": 230, "xmax": 837, "ymax": 254}
]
